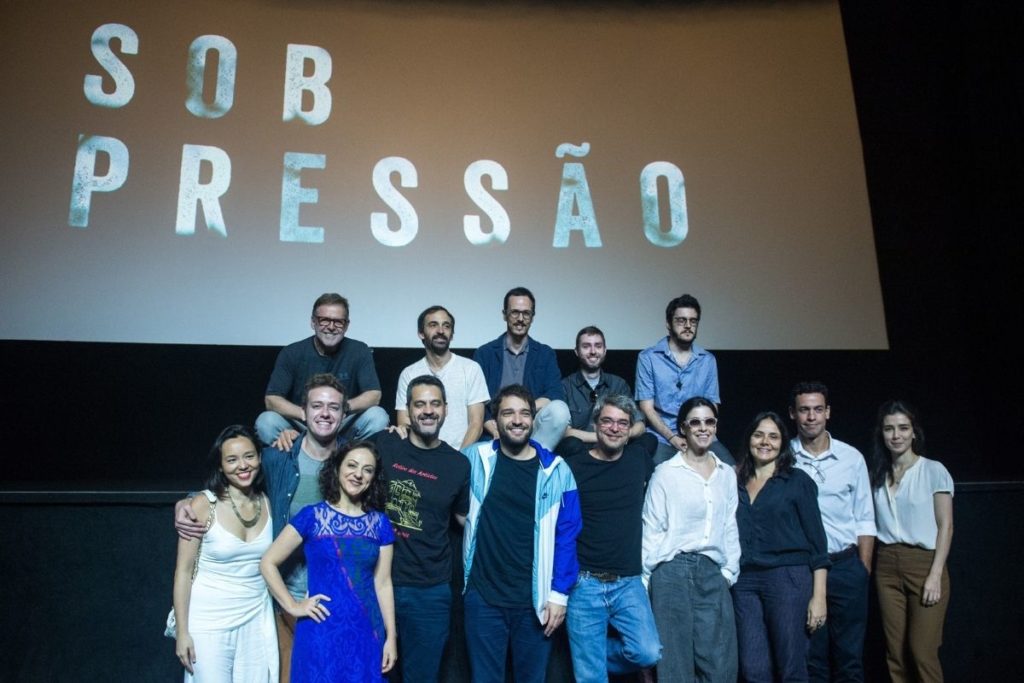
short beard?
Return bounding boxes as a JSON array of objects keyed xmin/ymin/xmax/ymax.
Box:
[{"xmin": 499, "ymin": 431, "xmax": 531, "ymax": 456}]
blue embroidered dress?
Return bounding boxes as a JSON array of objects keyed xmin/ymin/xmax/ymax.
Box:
[{"xmin": 290, "ymin": 502, "xmax": 394, "ymax": 683}]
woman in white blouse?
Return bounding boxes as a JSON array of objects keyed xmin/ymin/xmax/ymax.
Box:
[
  {"xmin": 642, "ymin": 396, "xmax": 739, "ymax": 683},
  {"xmin": 869, "ymin": 400, "xmax": 953, "ymax": 683}
]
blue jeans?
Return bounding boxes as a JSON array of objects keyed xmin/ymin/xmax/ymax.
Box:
[
  {"xmin": 808, "ymin": 552, "xmax": 869, "ymax": 683},
  {"xmin": 463, "ymin": 588, "xmax": 551, "ymax": 683},
  {"xmin": 567, "ymin": 573, "xmax": 661, "ymax": 683},
  {"xmin": 254, "ymin": 406, "xmax": 388, "ymax": 446},
  {"xmin": 650, "ymin": 552, "xmax": 737, "ymax": 683},
  {"xmin": 395, "ymin": 583, "xmax": 452, "ymax": 683},
  {"xmin": 733, "ymin": 565, "xmax": 813, "ymax": 683}
]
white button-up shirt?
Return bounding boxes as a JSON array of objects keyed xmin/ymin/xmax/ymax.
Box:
[
  {"xmin": 791, "ymin": 433, "xmax": 876, "ymax": 553},
  {"xmin": 641, "ymin": 452, "xmax": 740, "ymax": 585},
  {"xmin": 873, "ymin": 456, "xmax": 953, "ymax": 549}
]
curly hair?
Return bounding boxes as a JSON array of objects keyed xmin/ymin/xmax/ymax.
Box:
[{"xmin": 318, "ymin": 440, "xmax": 388, "ymax": 512}]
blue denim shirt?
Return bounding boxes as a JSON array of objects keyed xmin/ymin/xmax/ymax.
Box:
[
  {"xmin": 261, "ymin": 434, "xmax": 345, "ymax": 539},
  {"xmin": 635, "ymin": 337, "xmax": 720, "ymax": 444}
]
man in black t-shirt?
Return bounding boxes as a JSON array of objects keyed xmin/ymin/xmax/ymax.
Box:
[
  {"xmin": 373, "ymin": 375, "xmax": 469, "ymax": 683},
  {"xmin": 559, "ymin": 394, "xmax": 662, "ymax": 683},
  {"xmin": 462, "ymin": 385, "xmax": 582, "ymax": 683}
]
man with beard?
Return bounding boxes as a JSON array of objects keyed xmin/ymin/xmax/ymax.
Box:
[
  {"xmin": 636, "ymin": 293, "xmax": 730, "ymax": 465},
  {"xmin": 395, "ymin": 306, "xmax": 489, "ymax": 449},
  {"xmin": 560, "ymin": 394, "xmax": 661, "ymax": 683},
  {"xmin": 789, "ymin": 381, "xmax": 875, "ymax": 683},
  {"xmin": 372, "ymin": 375, "xmax": 470, "ymax": 683},
  {"xmin": 473, "ymin": 287, "xmax": 570, "ymax": 451},
  {"xmin": 462, "ymin": 385, "xmax": 582, "ymax": 683},
  {"xmin": 562, "ymin": 326, "xmax": 646, "ymax": 444},
  {"xmin": 255, "ymin": 292, "xmax": 388, "ymax": 446},
  {"xmin": 175, "ymin": 373, "xmax": 348, "ymax": 683}
]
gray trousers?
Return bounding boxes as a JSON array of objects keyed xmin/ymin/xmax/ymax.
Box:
[{"xmin": 649, "ymin": 552, "xmax": 738, "ymax": 683}]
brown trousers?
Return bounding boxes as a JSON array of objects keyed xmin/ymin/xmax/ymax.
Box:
[
  {"xmin": 275, "ymin": 611, "xmax": 298, "ymax": 683},
  {"xmin": 875, "ymin": 543, "xmax": 950, "ymax": 683}
]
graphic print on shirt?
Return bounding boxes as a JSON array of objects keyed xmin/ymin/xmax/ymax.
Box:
[{"xmin": 386, "ymin": 479, "xmax": 423, "ymax": 531}]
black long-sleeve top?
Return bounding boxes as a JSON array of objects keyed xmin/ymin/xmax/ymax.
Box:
[{"xmin": 736, "ymin": 467, "xmax": 830, "ymax": 571}]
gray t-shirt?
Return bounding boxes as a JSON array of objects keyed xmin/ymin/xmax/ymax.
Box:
[{"xmin": 284, "ymin": 450, "xmax": 326, "ymax": 599}]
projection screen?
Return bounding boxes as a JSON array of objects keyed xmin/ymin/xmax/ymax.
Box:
[{"xmin": 0, "ymin": 0, "xmax": 887, "ymax": 350}]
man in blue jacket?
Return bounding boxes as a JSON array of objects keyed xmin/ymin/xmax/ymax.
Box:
[
  {"xmin": 472, "ymin": 286, "xmax": 570, "ymax": 450},
  {"xmin": 462, "ymin": 384, "xmax": 582, "ymax": 683}
]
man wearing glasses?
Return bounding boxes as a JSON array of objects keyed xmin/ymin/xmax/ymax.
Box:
[
  {"xmin": 560, "ymin": 394, "xmax": 661, "ymax": 682},
  {"xmin": 255, "ymin": 292, "xmax": 388, "ymax": 445},
  {"xmin": 789, "ymin": 381, "xmax": 875, "ymax": 683},
  {"xmin": 472, "ymin": 286, "xmax": 570, "ymax": 450},
  {"xmin": 635, "ymin": 294, "xmax": 728, "ymax": 466}
]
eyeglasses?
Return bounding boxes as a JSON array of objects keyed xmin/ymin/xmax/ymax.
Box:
[
  {"xmin": 685, "ymin": 417, "xmax": 718, "ymax": 429},
  {"xmin": 672, "ymin": 316, "xmax": 700, "ymax": 328},
  {"xmin": 597, "ymin": 416, "xmax": 631, "ymax": 431},
  {"xmin": 314, "ymin": 316, "xmax": 349, "ymax": 329},
  {"xmin": 505, "ymin": 310, "xmax": 534, "ymax": 320}
]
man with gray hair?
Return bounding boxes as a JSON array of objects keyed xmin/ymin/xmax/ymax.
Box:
[{"xmin": 559, "ymin": 394, "xmax": 661, "ymax": 682}]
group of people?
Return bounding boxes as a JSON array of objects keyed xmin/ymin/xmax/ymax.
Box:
[{"xmin": 170, "ymin": 289, "xmax": 954, "ymax": 683}]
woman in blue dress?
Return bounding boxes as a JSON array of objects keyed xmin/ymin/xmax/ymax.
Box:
[{"xmin": 261, "ymin": 441, "xmax": 397, "ymax": 682}]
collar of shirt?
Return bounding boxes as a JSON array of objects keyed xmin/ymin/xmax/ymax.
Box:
[
  {"xmin": 666, "ymin": 451, "xmax": 727, "ymax": 475},
  {"xmin": 504, "ymin": 335, "xmax": 530, "ymax": 356},
  {"xmin": 570, "ymin": 369, "xmax": 605, "ymax": 389},
  {"xmin": 792, "ymin": 432, "xmax": 839, "ymax": 462},
  {"xmin": 654, "ymin": 336, "xmax": 708, "ymax": 366}
]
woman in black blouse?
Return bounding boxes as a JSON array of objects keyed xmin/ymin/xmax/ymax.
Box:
[{"xmin": 733, "ymin": 412, "xmax": 829, "ymax": 682}]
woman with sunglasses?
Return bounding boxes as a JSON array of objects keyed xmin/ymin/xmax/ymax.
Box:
[{"xmin": 642, "ymin": 397, "xmax": 739, "ymax": 683}]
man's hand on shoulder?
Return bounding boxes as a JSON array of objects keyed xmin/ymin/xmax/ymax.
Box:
[
  {"xmin": 273, "ymin": 429, "xmax": 301, "ymax": 451},
  {"xmin": 565, "ymin": 428, "xmax": 597, "ymax": 444},
  {"xmin": 174, "ymin": 498, "xmax": 207, "ymax": 541},
  {"xmin": 387, "ymin": 425, "xmax": 409, "ymax": 440}
]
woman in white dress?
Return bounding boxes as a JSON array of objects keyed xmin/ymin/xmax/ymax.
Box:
[
  {"xmin": 870, "ymin": 401, "xmax": 953, "ymax": 683},
  {"xmin": 173, "ymin": 425, "xmax": 278, "ymax": 682}
]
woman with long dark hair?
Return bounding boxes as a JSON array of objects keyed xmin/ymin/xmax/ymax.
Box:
[
  {"xmin": 172, "ymin": 425, "xmax": 277, "ymax": 682},
  {"xmin": 733, "ymin": 411, "xmax": 829, "ymax": 682},
  {"xmin": 870, "ymin": 400, "xmax": 953, "ymax": 683},
  {"xmin": 260, "ymin": 441, "xmax": 396, "ymax": 683}
]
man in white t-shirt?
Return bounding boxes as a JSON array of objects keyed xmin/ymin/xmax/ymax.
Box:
[{"xmin": 395, "ymin": 305, "xmax": 490, "ymax": 449}]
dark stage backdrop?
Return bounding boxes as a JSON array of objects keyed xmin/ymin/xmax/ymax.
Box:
[
  {"xmin": 1, "ymin": 1, "xmax": 1022, "ymax": 681},
  {"xmin": 0, "ymin": 341, "xmax": 1018, "ymax": 487}
]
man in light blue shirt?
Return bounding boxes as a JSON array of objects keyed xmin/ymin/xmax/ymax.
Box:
[
  {"xmin": 635, "ymin": 294, "xmax": 728, "ymax": 465},
  {"xmin": 789, "ymin": 381, "xmax": 876, "ymax": 683}
]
